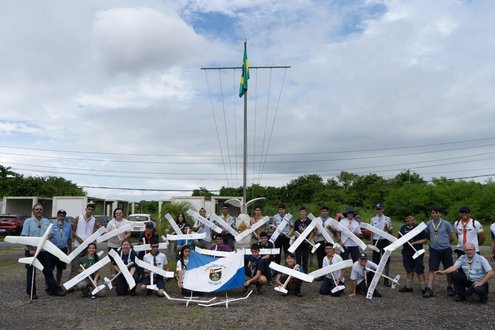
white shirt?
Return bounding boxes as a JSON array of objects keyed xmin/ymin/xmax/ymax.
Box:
[
  {"xmin": 454, "ymin": 218, "xmax": 483, "ymax": 252},
  {"xmin": 73, "ymin": 214, "xmax": 95, "ymax": 248},
  {"xmin": 370, "ymin": 214, "xmax": 393, "ymax": 240},
  {"xmin": 106, "ymin": 218, "xmax": 131, "ymax": 248},
  {"xmin": 350, "ymin": 260, "xmax": 378, "ymax": 285},
  {"xmin": 338, "ymin": 218, "xmax": 362, "ymax": 247},
  {"xmin": 143, "ymin": 252, "xmax": 167, "ymax": 269},
  {"xmin": 322, "ymin": 254, "xmax": 344, "ymax": 281}
]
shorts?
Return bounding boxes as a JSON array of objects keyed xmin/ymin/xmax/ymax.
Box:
[
  {"xmin": 402, "ymin": 253, "xmax": 424, "ymax": 274},
  {"xmin": 428, "ymin": 247, "xmax": 453, "ymax": 272}
]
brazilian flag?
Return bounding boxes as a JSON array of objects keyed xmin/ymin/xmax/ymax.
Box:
[{"xmin": 239, "ymin": 43, "xmax": 249, "ymax": 97}]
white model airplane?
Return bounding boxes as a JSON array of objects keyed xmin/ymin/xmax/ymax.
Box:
[
  {"xmin": 133, "ymin": 242, "xmax": 169, "ymax": 252},
  {"xmin": 366, "ymin": 266, "xmax": 400, "ymax": 289},
  {"xmin": 101, "ymin": 262, "xmax": 134, "ymax": 291},
  {"xmin": 274, "ymin": 264, "xmax": 301, "ymax": 294},
  {"xmin": 164, "ymin": 291, "xmax": 217, "ymax": 307},
  {"xmin": 95, "ymin": 223, "xmax": 134, "ymax": 244},
  {"xmin": 198, "ymin": 290, "xmax": 253, "ymax": 309},
  {"xmin": 360, "ymin": 223, "xmax": 396, "ymax": 253},
  {"xmin": 309, "ymin": 259, "xmax": 353, "ymax": 294},
  {"xmin": 269, "ymin": 262, "xmax": 314, "ymax": 283},
  {"xmin": 134, "ymin": 258, "xmax": 174, "ymax": 292},
  {"xmin": 195, "ymin": 247, "xmax": 233, "ymax": 258},
  {"xmin": 366, "ymin": 250, "xmax": 392, "ymax": 300},
  {"xmin": 67, "ymin": 226, "xmax": 107, "ymax": 261},
  {"xmin": 62, "ymin": 255, "xmax": 111, "ymax": 293},
  {"xmin": 234, "ymin": 216, "xmax": 270, "ymax": 242},
  {"xmin": 209, "ymin": 213, "xmax": 240, "ymax": 237},
  {"xmin": 241, "ymin": 248, "xmax": 280, "ymax": 255},
  {"xmin": 269, "ymin": 214, "xmax": 292, "ymax": 244},
  {"xmin": 187, "ymin": 209, "xmax": 223, "ymax": 234},
  {"xmin": 164, "ymin": 213, "xmax": 208, "ymax": 241},
  {"xmin": 5, "ymin": 223, "xmax": 71, "ymax": 271},
  {"xmin": 398, "ymin": 232, "xmax": 426, "ymax": 259},
  {"xmin": 288, "ymin": 217, "xmax": 320, "ymax": 254},
  {"xmin": 307, "ymin": 214, "xmax": 343, "ymax": 253},
  {"xmin": 384, "ymin": 222, "xmax": 427, "ymax": 253},
  {"xmin": 108, "ymin": 249, "xmax": 136, "ymax": 290},
  {"xmin": 329, "ymin": 218, "xmax": 367, "ymax": 251},
  {"xmin": 223, "ymin": 197, "xmax": 266, "ymax": 210}
]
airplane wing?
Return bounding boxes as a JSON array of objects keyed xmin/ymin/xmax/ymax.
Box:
[
  {"xmin": 288, "ymin": 218, "xmax": 318, "ymax": 253},
  {"xmin": 96, "ymin": 223, "xmax": 133, "ymax": 243},
  {"xmin": 166, "ymin": 233, "xmax": 206, "ymax": 241},
  {"xmin": 384, "ymin": 222, "xmax": 427, "ymax": 252},
  {"xmin": 308, "ymin": 259, "xmax": 353, "ymax": 278},
  {"xmin": 242, "ymin": 248, "xmax": 280, "ymax": 255},
  {"xmin": 63, "ymin": 256, "xmax": 111, "ymax": 290},
  {"xmin": 360, "ymin": 223, "xmax": 397, "ymax": 242},
  {"xmin": 268, "ymin": 262, "xmax": 314, "ymax": 282},
  {"xmin": 133, "ymin": 242, "xmax": 169, "ymax": 252},
  {"xmin": 4, "ymin": 236, "xmax": 41, "ymax": 246},
  {"xmin": 68, "ymin": 227, "xmax": 107, "ymax": 260},
  {"xmin": 245, "ymin": 197, "xmax": 266, "ymax": 208},
  {"xmin": 366, "ymin": 250, "xmax": 392, "ymax": 300},
  {"xmin": 108, "ymin": 249, "xmax": 136, "ymax": 289},
  {"xmin": 165, "ymin": 213, "xmax": 183, "ymax": 234},
  {"xmin": 210, "ymin": 214, "xmax": 239, "ymax": 237},
  {"xmin": 187, "ymin": 209, "xmax": 223, "ymax": 234},
  {"xmin": 195, "ymin": 247, "xmax": 233, "ymax": 258},
  {"xmin": 42, "ymin": 240, "xmax": 71, "ymax": 263},
  {"xmin": 235, "ymin": 216, "xmax": 270, "ymax": 242},
  {"xmin": 308, "ymin": 214, "xmax": 337, "ymax": 244},
  {"xmin": 330, "ymin": 218, "xmax": 367, "ymax": 251},
  {"xmin": 269, "ymin": 219, "xmax": 289, "ymax": 243},
  {"xmin": 134, "ymin": 258, "xmax": 175, "ymax": 278}
]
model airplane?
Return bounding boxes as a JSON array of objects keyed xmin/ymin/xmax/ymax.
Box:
[
  {"xmin": 101, "ymin": 262, "xmax": 134, "ymax": 291},
  {"xmin": 108, "ymin": 249, "xmax": 136, "ymax": 290},
  {"xmin": 195, "ymin": 247, "xmax": 232, "ymax": 258},
  {"xmin": 133, "ymin": 242, "xmax": 169, "ymax": 252},
  {"xmin": 274, "ymin": 264, "xmax": 301, "ymax": 294},
  {"xmin": 307, "ymin": 213, "xmax": 343, "ymax": 253},
  {"xmin": 187, "ymin": 209, "xmax": 223, "ymax": 234},
  {"xmin": 384, "ymin": 222, "xmax": 427, "ymax": 253},
  {"xmin": 241, "ymin": 248, "xmax": 280, "ymax": 255},
  {"xmin": 134, "ymin": 258, "xmax": 174, "ymax": 292},
  {"xmin": 269, "ymin": 214, "xmax": 292, "ymax": 244},
  {"xmin": 398, "ymin": 231, "xmax": 426, "ymax": 259},
  {"xmin": 329, "ymin": 218, "xmax": 367, "ymax": 251},
  {"xmin": 198, "ymin": 290, "xmax": 253, "ymax": 309},
  {"xmin": 62, "ymin": 256, "xmax": 110, "ymax": 293},
  {"xmin": 366, "ymin": 250, "xmax": 392, "ymax": 300},
  {"xmin": 288, "ymin": 217, "xmax": 320, "ymax": 254},
  {"xmin": 366, "ymin": 266, "xmax": 400, "ymax": 289},
  {"xmin": 95, "ymin": 223, "xmax": 134, "ymax": 244},
  {"xmin": 5, "ymin": 223, "xmax": 71, "ymax": 271},
  {"xmin": 68, "ymin": 226, "xmax": 107, "ymax": 261},
  {"xmin": 164, "ymin": 291, "xmax": 217, "ymax": 307},
  {"xmin": 309, "ymin": 259, "xmax": 352, "ymax": 294},
  {"xmin": 269, "ymin": 262, "xmax": 314, "ymax": 283}
]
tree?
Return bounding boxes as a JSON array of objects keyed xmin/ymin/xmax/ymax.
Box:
[{"xmin": 192, "ymin": 187, "xmax": 215, "ymax": 198}]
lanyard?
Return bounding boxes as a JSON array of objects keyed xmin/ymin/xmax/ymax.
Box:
[{"xmin": 432, "ymin": 220, "xmax": 441, "ymax": 244}]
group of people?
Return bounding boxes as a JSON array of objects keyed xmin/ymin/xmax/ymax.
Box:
[{"xmin": 17, "ymin": 201, "xmax": 495, "ymax": 304}]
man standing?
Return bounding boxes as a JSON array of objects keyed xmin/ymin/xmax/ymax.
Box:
[
  {"xmin": 51, "ymin": 209, "xmax": 72, "ymax": 285},
  {"xmin": 370, "ymin": 203, "xmax": 393, "ymax": 286},
  {"xmin": 289, "ymin": 207, "xmax": 312, "ymax": 274},
  {"xmin": 219, "ymin": 205, "xmax": 236, "ymax": 250},
  {"xmin": 312, "ymin": 206, "xmax": 330, "ymax": 279},
  {"xmin": 397, "ymin": 212, "xmax": 427, "ymax": 294},
  {"xmin": 337, "ymin": 207, "xmax": 362, "ymax": 262},
  {"xmin": 423, "ymin": 207, "xmax": 455, "ymax": 298},
  {"xmin": 453, "ymin": 206, "xmax": 485, "ymax": 258},
  {"xmin": 70, "ymin": 203, "xmax": 97, "ymax": 279},
  {"xmin": 437, "ymin": 243, "xmax": 494, "ymax": 303},
  {"xmin": 272, "ymin": 203, "xmax": 292, "ymax": 265},
  {"xmin": 21, "ymin": 203, "xmax": 65, "ymax": 298}
]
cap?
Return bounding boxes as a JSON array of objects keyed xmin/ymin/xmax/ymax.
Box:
[
  {"xmin": 459, "ymin": 206, "xmax": 470, "ymax": 213},
  {"xmin": 145, "ymin": 222, "xmax": 154, "ymax": 229},
  {"xmin": 57, "ymin": 209, "xmax": 67, "ymax": 215},
  {"xmin": 375, "ymin": 203, "xmax": 384, "ymax": 210},
  {"xmin": 359, "ymin": 252, "xmax": 368, "ymax": 260}
]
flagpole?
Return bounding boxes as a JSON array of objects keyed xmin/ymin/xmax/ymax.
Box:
[{"xmin": 242, "ymin": 41, "xmax": 248, "ymax": 214}]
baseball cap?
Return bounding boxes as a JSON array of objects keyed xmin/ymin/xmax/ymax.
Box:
[
  {"xmin": 359, "ymin": 252, "xmax": 368, "ymax": 260},
  {"xmin": 459, "ymin": 206, "xmax": 470, "ymax": 213},
  {"xmin": 57, "ymin": 209, "xmax": 67, "ymax": 215},
  {"xmin": 375, "ymin": 203, "xmax": 384, "ymax": 210},
  {"xmin": 145, "ymin": 222, "xmax": 154, "ymax": 229}
]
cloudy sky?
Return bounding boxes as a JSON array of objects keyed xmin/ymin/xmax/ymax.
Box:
[{"xmin": 1, "ymin": 0, "xmax": 495, "ymax": 202}]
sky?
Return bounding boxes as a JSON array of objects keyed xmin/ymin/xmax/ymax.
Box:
[{"xmin": 1, "ymin": 0, "xmax": 495, "ymax": 202}]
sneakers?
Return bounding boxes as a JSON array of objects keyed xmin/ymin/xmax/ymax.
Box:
[
  {"xmin": 423, "ymin": 287, "xmax": 433, "ymax": 298},
  {"xmin": 453, "ymin": 294, "xmax": 465, "ymax": 302},
  {"xmin": 446, "ymin": 286, "xmax": 455, "ymax": 297},
  {"xmin": 373, "ymin": 290, "xmax": 382, "ymax": 297},
  {"xmin": 398, "ymin": 286, "xmax": 413, "ymax": 293},
  {"xmin": 421, "ymin": 288, "xmax": 427, "ymax": 295},
  {"xmin": 383, "ymin": 280, "xmax": 391, "ymax": 288}
]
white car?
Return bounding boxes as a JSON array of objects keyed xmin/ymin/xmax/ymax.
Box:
[{"xmin": 128, "ymin": 213, "xmax": 155, "ymax": 234}]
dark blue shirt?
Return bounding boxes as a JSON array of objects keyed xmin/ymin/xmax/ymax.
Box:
[
  {"xmin": 398, "ymin": 223, "xmax": 426, "ymax": 256},
  {"xmin": 244, "ymin": 255, "xmax": 264, "ymax": 278}
]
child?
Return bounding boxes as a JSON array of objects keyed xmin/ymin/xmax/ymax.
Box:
[
  {"xmin": 275, "ymin": 252, "xmax": 303, "ymax": 297},
  {"xmin": 244, "ymin": 244, "xmax": 267, "ymax": 294},
  {"xmin": 139, "ymin": 238, "xmax": 167, "ymax": 297},
  {"xmin": 77, "ymin": 243, "xmax": 107, "ymax": 299},
  {"xmin": 113, "ymin": 239, "xmax": 138, "ymax": 296}
]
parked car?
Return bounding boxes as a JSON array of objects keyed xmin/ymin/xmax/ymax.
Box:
[
  {"xmin": 128, "ymin": 213, "xmax": 155, "ymax": 234},
  {"xmin": 0, "ymin": 214, "xmax": 29, "ymax": 235},
  {"xmin": 94, "ymin": 215, "xmax": 111, "ymax": 228}
]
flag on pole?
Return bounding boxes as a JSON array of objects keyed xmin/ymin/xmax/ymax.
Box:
[
  {"xmin": 239, "ymin": 42, "xmax": 249, "ymax": 97},
  {"xmin": 183, "ymin": 250, "xmax": 245, "ymax": 292}
]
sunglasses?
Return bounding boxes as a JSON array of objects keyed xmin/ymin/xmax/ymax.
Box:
[{"xmin": 151, "ymin": 245, "xmax": 159, "ymax": 248}]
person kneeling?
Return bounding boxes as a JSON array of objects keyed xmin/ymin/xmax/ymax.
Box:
[
  {"xmin": 436, "ymin": 243, "xmax": 494, "ymax": 303},
  {"xmin": 319, "ymin": 243, "xmax": 345, "ymax": 297},
  {"xmin": 275, "ymin": 252, "xmax": 303, "ymax": 297},
  {"xmin": 349, "ymin": 253, "xmax": 381, "ymax": 298},
  {"xmin": 139, "ymin": 239, "xmax": 168, "ymax": 297},
  {"xmin": 244, "ymin": 244, "xmax": 267, "ymax": 294}
]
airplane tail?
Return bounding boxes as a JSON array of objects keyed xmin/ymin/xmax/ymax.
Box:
[{"xmin": 18, "ymin": 257, "xmax": 44, "ymax": 271}]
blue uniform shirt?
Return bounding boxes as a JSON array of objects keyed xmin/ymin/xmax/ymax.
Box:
[
  {"xmin": 51, "ymin": 221, "xmax": 72, "ymax": 249},
  {"xmin": 454, "ymin": 253, "xmax": 493, "ymax": 282},
  {"xmin": 426, "ymin": 219, "xmax": 453, "ymax": 250},
  {"xmin": 21, "ymin": 217, "xmax": 52, "ymax": 238}
]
